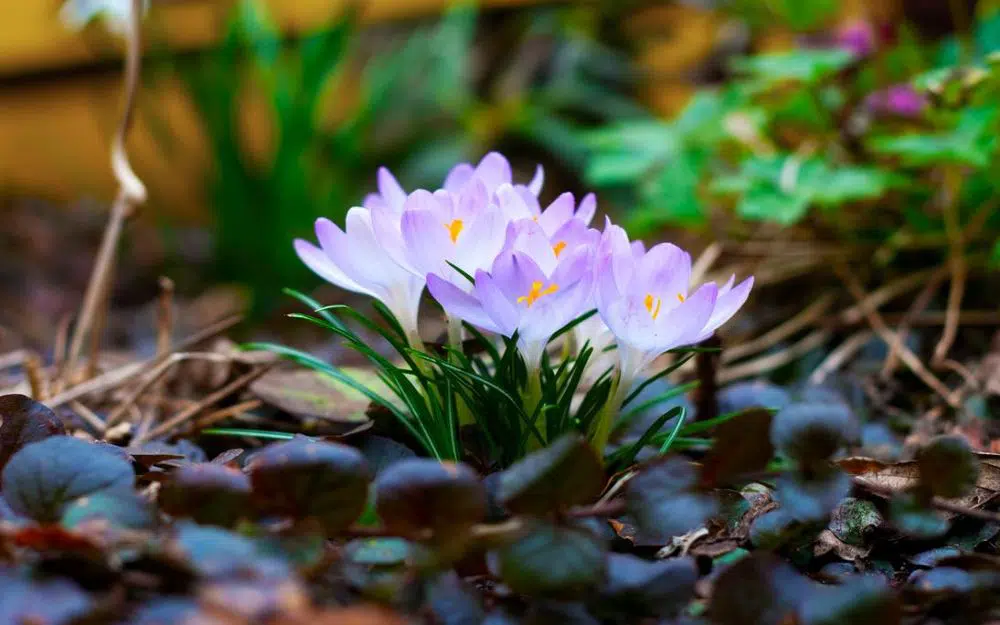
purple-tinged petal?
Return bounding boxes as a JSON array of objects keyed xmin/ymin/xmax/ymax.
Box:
[
  {"xmin": 377, "ymin": 167, "xmax": 407, "ymax": 214},
  {"xmin": 515, "ymin": 186, "xmax": 542, "ymax": 216},
  {"xmin": 630, "ymin": 282, "xmax": 718, "ymax": 353},
  {"xmin": 598, "ymin": 221, "xmax": 636, "ymax": 292},
  {"xmin": 506, "ymin": 219, "xmax": 559, "ymax": 276},
  {"xmin": 455, "ymin": 178, "xmax": 489, "ymax": 221},
  {"xmin": 629, "ymin": 243, "xmax": 691, "ymax": 303},
  {"xmin": 371, "ymin": 206, "xmax": 414, "ymax": 274},
  {"xmin": 496, "ymin": 184, "xmax": 536, "ymax": 222},
  {"xmin": 363, "ymin": 193, "xmax": 387, "ymax": 213},
  {"xmin": 550, "ymin": 220, "xmax": 600, "ymax": 260},
  {"xmin": 315, "ymin": 216, "xmax": 383, "ymax": 297},
  {"xmin": 403, "ymin": 189, "xmax": 448, "ymax": 221},
  {"xmin": 697, "ymin": 276, "xmax": 753, "ymax": 340},
  {"xmin": 443, "ymin": 163, "xmax": 475, "ymax": 193},
  {"xmin": 521, "ymin": 269, "xmax": 593, "ymax": 344},
  {"xmin": 576, "ymin": 193, "xmax": 597, "ymax": 225},
  {"xmin": 630, "ymin": 240, "xmax": 646, "ymax": 258},
  {"xmin": 528, "ymin": 165, "xmax": 545, "ymax": 196},
  {"xmin": 537, "ymin": 192, "xmax": 575, "ymax": 237},
  {"xmin": 453, "ymin": 208, "xmax": 507, "ymax": 274},
  {"xmin": 342, "ymin": 208, "xmax": 412, "ymax": 290},
  {"xmin": 427, "ymin": 273, "xmax": 500, "ymax": 333},
  {"xmin": 294, "ymin": 238, "xmax": 376, "ymax": 298},
  {"xmin": 473, "ymin": 152, "xmax": 512, "ymax": 190},
  {"xmin": 595, "ymin": 254, "xmax": 627, "ymax": 338},
  {"xmin": 401, "ymin": 209, "xmax": 452, "ymax": 276},
  {"xmin": 474, "ymin": 270, "xmax": 520, "ymax": 337}
]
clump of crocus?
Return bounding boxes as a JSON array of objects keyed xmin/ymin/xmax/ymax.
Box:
[{"xmin": 293, "ymin": 152, "xmax": 753, "ymax": 458}]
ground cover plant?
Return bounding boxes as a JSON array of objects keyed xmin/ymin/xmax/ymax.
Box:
[{"xmin": 3, "ymin": 0, "xmax": 1000, "ymax": 624}]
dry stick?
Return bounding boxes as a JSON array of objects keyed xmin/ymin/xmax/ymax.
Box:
[
  {"xmin": 44, "ymin": 314, "xmax": 242, "ymax": 410},
  {"xmin": 881, "ymin": 267, "xmax": 947, "ymax": 379},
  {"xmin": 22, "ymin": 352, "xmax": 46, "ymax": 400},
  {"xmin": 835, "ymin": 268, "xmax": 941, "ymax": 326},
  {"xmin": 809, "ymin": 329, "xmax": 874, "ymax": 385},
  {"xmin": 104, "ymin": 351, "xmax": 236, "ymax": 429},
  {"xmin": 136, "ymin": 365, "xmax": 273, "ymax": 444},
  {"xmin": 853, "ymin": 477, "xmax": 1000, "ymax": 523},
  {"xmin": 186, "ymin": 399, "xmax": 263, "ymax": 434},
  {"xmin": 835, "ymin": 264, "xmax": 961, "ymax": 409},
  {"xmin": 0, "ymin": 350, "xmax": 26, "ymax": 372},
  {"xmin": 723, "ymin": 293, "xmax": 835, "ymax": 364},
  {"xmin": 62, "ymin": 0, "xmax": 147, "ymax": 387},
  {"xmin": 49, "ymin": 314, "xmax": 73, "ymax": 395},
  {"xmin": 834, "ymin": 310, "xmax": 1000, "ymax": 328},
  {"xmin": 718, "ymin": 329, "xmax": 832, "ymax": 384},
  {"xmin": 690, "ymin": 242, "xmax": 722, "ymax": 285},
  {"xmin": 933, "ymin": 175, "xmax": 967, "ymax": 367},
  {"xmin": 70, "ymin": 400, "xmax": 107, "ymax": 435},
  {"xmin": 135, "ymin": 277, "xmax": 176, "ymax": 439},
  {"xmin": 86, "ymin": 262, "xmax": 115, "ymax": 380}
]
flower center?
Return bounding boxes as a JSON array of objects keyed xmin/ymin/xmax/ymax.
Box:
[
  {"xmin": 517, "ymin": 280, "xmax": 559, "ymax": 307},
  {"xmin": 445, "ymin": 219, "xmax": 464, "ymax": 243},
  {"xmin": 644, "ymin": 293, "xmax": 663, "ymax": 320},
  {"xmin": 677, "ymin": 293, "xmax": 686, "ymax": 303},
  {"xmin": 552, "ymin": 241, "xmax": 567, "ymax": 257}
]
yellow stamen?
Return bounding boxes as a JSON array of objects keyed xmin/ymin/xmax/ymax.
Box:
[
  {"xmin": 677, "ymin": 293, "xmax": 686, "ymax": 303},
  {"xmin": 517, "ymin": 280, "xmax": 559, "ymax": 307},
  {"xmin": 553, "ymin": 241, "xmax": 567, "ymax": 257},
  {"xmin": 644, "ymin": 293, "xmax": 662, "ymax": 320},
  {"xmin": 445, "ymin": 219, "xmax": 464, "ymax": 243}
]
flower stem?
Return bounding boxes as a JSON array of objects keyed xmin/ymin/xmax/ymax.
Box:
[
  {"xmin": 523, "ymin": 368, "xmax": 546, "ymax": 450},
  {"xmin": 589, "ymin": 369, "xmax": 630, "ymax": 457}
]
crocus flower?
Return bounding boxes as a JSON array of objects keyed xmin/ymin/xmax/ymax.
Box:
[
  {"xmin": 362, "ymin": 167, "xmax": 409, "ymax": 215},
  {"xmin": 443, "ymin": 152, "xmax": 544, "ymax": 199},
  {"xmin": 294, "ymin": 208, "xmax": 425, "ymax": 344},
  {"xmin": 595, "ymin": 224, "xmax": 753, "ymax": 386},
  {"xmin": 427, "ymin": 236, "xmax": 594, "ymax": 371},
  {"xmin": 836, "ymin": 20, "xmax": 876, "ymax": 59}
]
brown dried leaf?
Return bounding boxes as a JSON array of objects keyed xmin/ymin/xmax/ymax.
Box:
[
  {"xmin": 814, "ymin": 529, "xmax": 871, "ymax": 561},
  {"xmin": 838, "ymin": 455, "xmax": 1000, "ymax": 517}
]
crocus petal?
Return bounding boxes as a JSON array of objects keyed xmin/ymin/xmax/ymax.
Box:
[
  {"xmin": 528, "ymin": 165, "xmax": 545, "ymax": 196},
  {"xmin": 505, "ymin": 219, "xmax": 559, "ymax": 276},
  {"xmin": 363, "ymin": 193, "xmax": 387, "ymax": 213},
  {"xmin": 629, "ymin": 243, "xmax": 691, "ymax": 304},
  {"xmin": 521, "ymin": 269, "xmax": 593, "ymax": 343},
  {"xmin": 697, "ymin": 276, "xmax": 753, "ymax": 340},
  {"xmin": 598, "ymin": 221, "xmax": 636, "ymax": 292},
  {"xmin": 515, "ymin": 186, "xmax": 542, "ymax": 216},
  {"xmin": 401, "ymin": 209, "xmax": 452, "ymax": 276},
  {"xmin": 294, "ymin": 238, "xmax": 376, "ymax": 299},
  {"xmin": 371, "ymin": 206, "xmax": 414, "ymax": 274},
  {"xmin": 576, "ymin": 193, "xmax": 597, "ymax": 225},
  {"xmin": 427, "ymin": 273, "xmax": 500, "ymax": 333},
  {"xmin": 455, "ymin": 178, "xmax": 489, "ymax": 221},
  {"xmin": 443, "ymin": 163, "xmax": 475, "ymax": 193},
  {"xmin": 638, "ymin": 282, "xmax": 718, "ymax": 353},
  {"xmin": 474, "ymin": 270, "xmax": 521, "ymax": 337},
  {"xmin": 496, "ymin": 184, "xmax": 536, "ymax": 222},
  {"xmin": 537, "ymin": 192, "xmax": 575, "ymax": 237},
  {"xmin": 377, "ymin": 167, "xmax": 407, "ymax": 214},
  {"xmin": 453, "ymin": 209, "xmax": 507, "ymax": 274},
  {"xmin": 473, "ymin": 152, "xmax": 512, "ymax": 190}
]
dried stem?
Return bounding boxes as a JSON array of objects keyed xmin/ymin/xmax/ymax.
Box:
[
  {"xmin": 718, "ymin": 329, "xmax": 832, "ymax": 384},
  {"xmin": 23, "ymin": 352, "xmax": 46, "ymax": 400},
  {"xmin": 835, "ymin": 264, "xmax": 960, "ymax": 408},
  {"xmin": 723, "ymin": 294, "xmax": 834, "ymax": 364},
  {"xmin": 137, "ymin": 365, "xmax": 273, "ymax": 444},
  {"xmin": 63, "ymin": 0, "xmax": 147, "ymax": 385},
  {"xmin": 933, "ymin": 168, "xmax": 967, "ymax": 366},
  {"xmin": 881, "ymin": 267, "xmax": 946, "ymax": 379},
  {"xmin": 70, "ymin": 400, "xmax": 107, "ymax": 435},
  {"xmin": 853, "ymin": 477, "xmax": 1000, "ymax": 523},
  {"xmin": 809, "ymin": 330, "xmax": 874, "ymax": 385}
]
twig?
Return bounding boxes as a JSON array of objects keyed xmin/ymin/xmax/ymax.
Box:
[
  {"xmin": 718, "ymin": 329, "xmax": 832, "ymax": 384},
  {"xmin": 69, "ymin": 401, "xmax": 107, "ymax": 435},
  {"xmin": 104, "ymin": 352, "xmax": 236, "ymax": 428},
  {"xmin": 723, "ymin": 294, "xmax": 835, "ymax": 364},
  {"xmin": 690, "ymin": 243, "xmax": 722, "ymax": 286},
  {"xmin": 63, "ymin": 0, "xmax": 147, "ymax": 385},
  {"xmin": 809, "ymin": 330, "xmax": 874, "ymax": 385},
  {"xmin": 187, "ymin": 399, "xmax": 263, "ymax": 433},
  {"xmin": 23, "ymin": 352, "xmax": 46, "ymax": 400},
  {"xmin": 853, "ymin": 477, "xmax": 1000, "ymax": 523},
  {"xmin": 833, "ymin": 310, "xmax": 1000, "ymax": 328},
  {"xmin": 137, "ymin": 365, "xmax": 273, "ymax": 443},
  {"xmin": 0, "ymin": 350, "xmax": 26, "ymax": 372},
  {"xmin": 140, "ymin": 277, "xmax": 176, "ymax": 438},
  {"xmin": 835, "ymin": 268, "xmax": 942, "ymax": 326},
  {"xmin": 835, "ymin": 264, "xmax": 961, "ymax": 408},
  {"xmin": 881, "ymin": 267, "xmax": 946, "ymax": 379},
  {"xmin": 43, "ymin": 314, "xmax": 242, "ymax": 410},
  {"xmin": 933, "ymin": 186, "xmax": 967, "ymax": 367},
  {"xmin": 50, "ymin": 314, "xmax": 73, "ymax": 394}
]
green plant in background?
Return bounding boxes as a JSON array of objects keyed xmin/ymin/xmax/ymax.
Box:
[
  {"xmin": 583, "ymin": 5, "xmax": 1000, "ymax": 266},
  {"xmin": 177, "ymin": 0, "xmax": 641, "ymax": 314}
]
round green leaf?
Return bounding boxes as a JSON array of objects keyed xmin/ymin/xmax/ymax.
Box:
[
  {"xmin": 0, "ymin": 567, "xmax": 92, "ymax": 625},
  {"xmin": 495, "ymin": 521, "xmax": 607, "ymax": 599},
  {"xmin": 771, "ymin": 403, "xmax": 858, "ymax": 466},
  {"xmin": 2, "ymin": 436, "xmax": 135, "ymax": 523},
  {"xmin": 916, "ymin": 435, "xmax": 979, "ymax": 499},
  {"xmin": 62, "ymin": 490, "xmax": 157, "ymax": 530},
  {"xmin": 626, "ymin": 456, "xmax": 717, "ymax": 543},
  {"xmin": 248, "ymin": 438, "xmax": 370, "ymax": 532},
  {"xmin": 498, "ymin": 434, "xmax": 604, "ymax": 515},
  {"xmin": 159, "ymin": 463, "xmax": 252, "ymax": 527},
  {"xmin": 799, "ymin": 576, "xmax": 901, "ymax": 625},
  {"xmin": 375, "ymin": 459, "xmax": 485, "ymax": 536},
  {"xmin": 599, "ymin": 553, "xmax": 697, "ymax": 618}
]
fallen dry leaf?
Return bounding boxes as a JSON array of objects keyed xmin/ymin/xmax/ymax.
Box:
[{"xmin": 838, "ymin": 455, "xmax": 1000, "ymax": 517}]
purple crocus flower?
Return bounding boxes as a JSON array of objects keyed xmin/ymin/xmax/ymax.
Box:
[
  {"xmin": 595, "ymin": 224, "xmax": 753, "ymax": 385},
  {"xmin": 294, "ymin": 208, "xmax": 426, "ymax": 344},
  {"xmin": 443, "ymin": 152, "xmax": 544, "ymax": 199},
  {"xmin": 865, "ymin": 84, "xmax": 928, "ymax": 119},
  {"xmin": 427, "ymin": 243, "xmax": 594, "ymax": 371}
]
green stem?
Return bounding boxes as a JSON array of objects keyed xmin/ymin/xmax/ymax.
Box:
[
  {"xmin": 523, "ymin": 368, "xmax": 545, "ymax": 449},
  {"xmin": 589, "ymin": 372, "xmax": 624, "ymax": 456}
]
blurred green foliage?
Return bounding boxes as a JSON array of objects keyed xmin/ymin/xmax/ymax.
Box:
[
  {"xmin": 179, "ymin": 0, "xmax": 640, "ymax": 313},
  {"xmin": 584, "ymin": 5, "xmax": 1000, "ymax": 268}
]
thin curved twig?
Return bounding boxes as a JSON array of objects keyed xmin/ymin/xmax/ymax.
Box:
[{"xmin": 63, "ymin": 0, "xmax": 147, "ymax": 385}]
